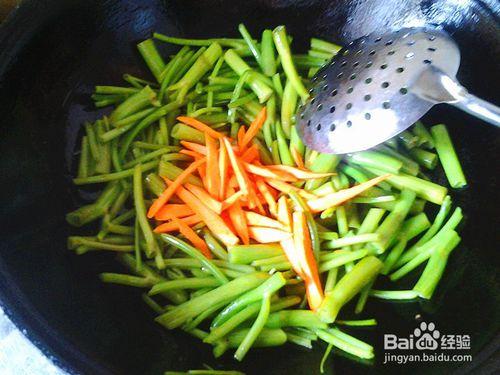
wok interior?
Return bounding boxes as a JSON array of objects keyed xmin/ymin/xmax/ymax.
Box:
[{"xmin": 0, "ymin": 0, "xmax": 498, "ymax": 374}]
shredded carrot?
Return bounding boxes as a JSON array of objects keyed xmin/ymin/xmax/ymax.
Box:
[
  {"xmin": 168, "ymin": 181, "xmax": 239, "ymax": 247},
  {"xmin": 171, "ymin": 216, "xmax": 211, "ymax": 258},
  {"xmin": 243, "ymin": 162, "xmax": 297, "ymax": 182},
  {"xmin": 277, "ymin": 196, "xmax": 292, "ymax": 232},
  {"xmin": 240, "ymin": 144, "xmax": 260, "ymax": 163},
  {"xmin": 180, "ymin": 149, "xmax": 204, "ymax": 159},
  {"xmin": 267, "ymin": 179, "xmax": 317, "ymax": 200},
  {"xmin": 228, "ymin": 202, "xmax": 249, "ymax": 245},
  {"xmin": 255, "ymin": 179, "xmax": 277, "ymax": 216},
  {"xmin": 237, "ymin": 125, "xmax": 246, "ymax": 152},
  {"xmin": 280, "ymin": 238, "xmax": 302, "ymax": 275},
  {"xmin": 184, "ymin": 183, "xmax": 223, "ymax": 214},
  {"xmin": 292, "ymin": 211, "xmax": 323, "ymax": 310},
  {"xmin": 307, "ymin": 174, "xmax": 391, "ymax": 213},
  {"xmin": 155, "ymin": 204, "xmax": 194, "ymax": 220},
  {"xmin": 244, "ymin": 211, "xmax": 285, "ymax": 229},
  {"xmin": 218, "ymin": 144, "xmax": 229, "ymax": 200},
  {"xmin": 177, "ymin": 116, "xmax": 224, "ymax": 139},
  {"xmin": 222, "ymin": 137, "xmax": 249, "ymax": 195},
  {"xmin": 205, "ymin": 134, "xmax": 220, "ymax": 198},
  {"xmin": 248, "ymin": 226, "xmax": 292, "ymax": 243},
  {"xmin": 180, "ymin": 141, "xmax": 208, "ymax": 155},
  {"xmin": 147, "ymin": 158, "xmax": 206, "ymax": 218},
  {"xmin": 268, "ymin": 164, "xmax": 335, "ymax": 179},
  {"xmin": 221, "ymin": 190, "xmax": 245, "ymax": 210},
  {"xmin": 291, "ymin": 147, "xmax": 305, "ymax": 169},
  {"xmin": 240, "ymin": 107, "xmax": 267, "ymax": 150},
  {"xmin": 246, "ymin": 181, "xmax": 266, "ymax": 215},
  {"xmin": 153, "ymin": 214, "xmax": 202, "ymax": 233}
]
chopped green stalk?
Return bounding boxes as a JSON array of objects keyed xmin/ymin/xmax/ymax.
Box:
[
  {"xmin": 203, "ymin": 231, "xmax": 228, "ymax": 260},
  {"xmin": 73, "ymin": 160, "xmax": 158, "ymax": 185},
  {"xmin": 293, "ymin": 54, "xmax": 329, "ymax": 68},
  {"xmin": 310, "ymin": 38, "xmax": 342, "ymax": 55},
  {"xmin": 319, "ymin": 249, "xmax": 369, "ymax": 273},
  {"xmin": 356, "ymin": 208, "xmax": 386, "ymax": 239},
  {"xmin": 377, "ymin": 144, "xmax": 420, "ymax": 176},
  {"xmin": 365, "ymin": 167, "xmax": 447, "ymax": 205},
  {"xmin": 262, "ymin": 95, "xmax": 276, "ymax": 148},
  {"xmin": 211, "ymin": 272, "xmax": 286, "ymax": 328},
  {"xmin": 320, "ymin": 343, "xmax": 334, "ymax": 373},
  {"xmin": 159, "ymin": 160, "xmax": 203, "ymax": 186},
  {"xmin": 348, "ymin": 151, "xmax": 403, "ymax": 174},
  {"xmin": 123, "ymin": 74, "xmax": 157, "ymax": 89},
  {"xmin": 399, "ymin": 212, "xmax": 431, "ymax": 240},
  {"xmin": 113, "ymin": 108, "xmax": 157, "ymax": 129},
  {"xmin": 68, "ymin": 237, "xmax": 133, "ymax": 252},
  {"xmin": 122, "ymin": 148, "xmax": 176, "ymax": 169},
  {"xmin": 431, "ymin": 124, "xmax": 467, "ymax": 188},
  {"xmin": 95, "ymin": 86, "xmax": 139, "ymax": 95},
  {"xmin": 160, "ymin": 234, "xmax": 229, "ymax": 285},
  {"xmin": 251, "ymin": 138, "xmax": 274, "ymax": 165},
  {"xmin": 336, "ymin": 319, "xmax": 377, "ymax": 327},
  {"xmin": 316, "ymin": 328, "xmax": 374, "ymax": 359},
  {"xmin": 390, "ymin": 230, "xmax": 460, "ymax": 281},
  {"xmin": 137, "ymin": 39, "xmax": 166, "ymax": 82},
  {"xmin": 161, "ymin": 259, "xmax": 255, "ymax": 274},
  {"xmin": 171, "ymin": 47, "xmax": 207, "ymax": 86},
  {"xmin": 272, "ymin": 73, "xmax": 284, "ymax": 100},
  {"xmin": 318, "ymin": 256, "xmax": 383, "ymax": 323},
  {"xmin": 224, "ymin": 49, "xmax": 273, "ymax": 103},
  {"xmin": 228, "ymin": 244, "xmax": 283, "ymax": 264},
  {"xmin": 109, "ymin": 86, "xmax": 157, "ymax": 124},
  {"xmin": 409, "ymin": 148, "xmax": 438, "ymax": 170},
  {"xmin": 156, "ymin": 272, "xmax": 269, "ymax": 329},
  {"xmin": 412, "ymin": 121, "xmax": 435, "ymax": 149},
  {"xmin": 323, "ymin": 233, "xmax": 380, "ymax": 249},
  {"xmin": 171, "ymin": 123, "xmax": 206, "ymax": 144},
  {"xmin": 286, "ymin": 332, "xmax": 313, "ymax": 349},
  {"xmin": 351, "ymin": 196, "xmax": 395, "ymax": 204},
  {"xmin": 398, "ymin": 130, "xmax": 419, "ymax": 149},
  {"xmin": 169, "ymin": 43, "xmax": 223, "ymax": 101},
  {"xmin": 153, "ymin": 33, "xmax": 249, "ymax": 51},
  {"xmin": 238, "ymin": 24, "xmax": 261, "ymax": 64},
  {"xmin": 234, "ymin": 294, "xmax": 271, "ymax": 361},
  {"xmin": 271, "ymin": 140, "xmax": 282, "ymax": 164},
  {"xmin": 272, "ymin": 26, "xmax": 309, "ymax": 101},
  {"xmin": 252, "ymin": 255, "xmax": 288, "ymax": 267},
  {"xmin": 354, "ymin": 280, "xmax": 373, "ymax": 315},
  {"xmin": 226, "ymin": 328, "xmax": 287, "ymax": 349},
  {"xmin": 324, "ymin": 268, "xmax": 338, "ymax": 293},
  {"xmin": 261, "ymin": 29, "xmax": 277, "ymax": 76},
  {"xmin": 336, "ymin": 206, "xmax": 348, "ymax": 236},
  {"xmin": 100, "ymin": 273, "xmax": 153, "ymax": 288},
  {"xmin": 281, "ymin": 79, "xmax": 298, "ymax": 137},
  {"xmin": 265, "ymin": 310, "xmax": 327, "ymax": 329},
  {"xmin": 413, "ymin": 233, "xmax": 461, "ymax": 299},
  {"xmin": 159, "ymin": 46, "xmax": 190, "ymax": 100},
  {"xmin": 308, "ymin": 50, "xmax": 332, "ymax": 59},
  {"xmin": 369, "ymin": 289, "xmax": 418, "ymax": 300},
  {"xmin": 84, "ymin": 122, "xmax": 100, "ymax": 162},
  {"xmin": 372, "ymin": 190, "xmax": 416, "ymax": 253},
  {"xmin": 149, "ymin": 277, "xmax": 220, "ymax": 295},
  {"xmin": 304, "ymin": 153, "xmax": 341, "ymax": 190},
  {"xmin": 77, "ymin": 136, "xmax": 90, "ymax": 179},
  {"xmin": 381, "ymin": 238, "xmax": 408, "ymax": 275},
  {"xmin": 290, "ymin": 125, "xmax": 305, "ymax": 157}
]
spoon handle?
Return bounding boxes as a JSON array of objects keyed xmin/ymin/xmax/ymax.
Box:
[{"xmin": 450, "ymin": 91, "xmax": 500, "ymax": 127}]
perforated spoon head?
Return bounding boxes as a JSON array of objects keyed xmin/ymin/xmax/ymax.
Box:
[{"xmin": 297, "ymin": 27, "xmax": 460, "ymax": 154}]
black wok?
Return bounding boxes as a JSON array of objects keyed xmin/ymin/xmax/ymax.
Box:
[{"xmin": 0, "ymin": 0, "xmax": 499, "ymax": 374}]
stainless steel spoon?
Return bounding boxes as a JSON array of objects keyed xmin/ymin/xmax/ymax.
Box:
[{"xmin": 296, "ymin": 27, "xmax": 500, "ymax": 154}]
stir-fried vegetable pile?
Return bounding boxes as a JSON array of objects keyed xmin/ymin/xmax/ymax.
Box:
[{"xmin": 67, "ymin": 24, "xmax": 467, "ymax": 368}]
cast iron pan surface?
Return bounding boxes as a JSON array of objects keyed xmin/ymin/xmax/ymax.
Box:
[{"xmin": 0, "ymin": 0, "xmax": 499, "ymax": 374}]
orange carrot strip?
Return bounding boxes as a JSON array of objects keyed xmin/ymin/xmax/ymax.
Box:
[
  {"xmin": 267, "ymin": 179, "xmax": 317, "ymax": 200},
  {"xmin": 247, "ymin": 180, "xmax": 266, "ymax": 215},
  {"xmin": 180, "ymin": 149, "xmax": 204, "ymax": 159},
  {"xmin": 228, "ymin": 202, "xmax": 249, "ymax": 245},
  {"xmin": 292, "ymin": 211, "xmax": 323, "ymax": 310},
  {"xmin": 155, "ymin": 204, "xmax": 194, "ymax": 220},
  {"xmin": 205, "ymin": 134, "xmax": 220, "ymax": 198},
  {"xmin": 244, "ymin": 211, "xmax": 285, "ymax": 229},
  {"xmin": 154, "ymin": 214, "xmax": 202, "ymax": 233},
  {"xmin": 240, "ymin": 144, "xmax": 260, "ymax": 163},
  {"xmin": 291, "ymin": 147, "xmax": 305, "ymax": 169},
  {"xmin": 277, "ymin": 196, "xmax": 292, "ymax": 232},
  {"xmin": 307, "ymin": 174, "xmax": 391, "ymax": 213},
  {"xmin": 248, "ymin": 226, "xmax": 292, "ymax": 243},
  {"xmin": 222, "ymin": 190, "xmax": 245, "ymax": 210},
  {"xmin": 177, "ymin": 116, "xmax": 224, "ymax": 139},
  {"xmin": 168, "ymin": 181, "xmax": 239, "ymax": 246},
  {"xmin": 228, "ymin": 175, "xmax": 239, "ymax": 188},
  {"xmin": 240, "ymin": 107, "xmax": 267, "ymax": 150},
  {"xmin": 268, "ymin": 165, "xmax": 335, "ymax": 180},
  {"xmin": 280, "ymin": 238, "xmax": 303, "ymax": 276},
  {"xmin": 237, "ymin": 125, "xmax": 246, "ymax": 152},
  {"xmin": 181, "ymin": 141, "xmax": 208, "ymax": 155},
  {"xmin": 222, "ymin": 137, "xmax": 249, "ymax": 195},
  {"xmin": 218, "ymin": 144, "xmax": 229, "ymax": 200},
  {"xmin": 184, "ymin": 182, "xmax": 223, "ymax": 214},
  {"xmin": 243, "ymin": 162, "xmax": 297, "ymax": 182},
  {"xmin": 148, "ymin": 158, "xmax": 206, "ymax": 218},
  {"xmin": 171, "ymin": 216, "xmax": 211, "ymax": 258},
  {"xmin": 255, "ymin": 179, "xmax": 277, "ymax": 216}
]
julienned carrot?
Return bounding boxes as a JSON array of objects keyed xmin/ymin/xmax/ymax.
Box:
[
  {"xmin": 247, "ymin": 180, "xmax": 266, "ymax": 215},
  {"xmin": 222, "ymin": 190, "xmax": 245, "ymax": 209},
  {"xmin": 240, "ymin": 144, "xmax": 260, "ymax": 163},
  {"xmin": 277, "ymin": 196, "xmax": 292, "ymax": 231},
  {"xmin": 197, "ymin": 164, "xmax": 209, "ymax": 191},
  {"xmin": 171, "ymin": 216, "xmax": 212, "ymax": 258},
  {"xmin": 155, "ymin": 204, "xmax": 194, "ymax": 220},
  {"xmin": 268, "ymin": 165, "xmax": 335, "ymax": 180},
  {"xmin": 177, "ymin": 116, "xmax": 224, "ymax": 139},
  {"xmin": 280, "ymin": 238, "xmax": 302, "ymax": 275},
  {"xmin": 147, "ymin": 158, "xmax": 206, "ymax": 218},
  {"xmin": 291, "ymin": 147, "xmax": 305, "ymax": 169},
  {"xmin": 180, "ymin": 149, "xmax": 204, "ymax": 159},
  {"xmin": 222, "ymin": 137, "xmax": 249, "ymax": 195},
  {"xmin": 248, "ymin": 226, "xmax": 292, "ymax": 243},
  {"xmin": 154, "ymin": 214, "xmax": 202, "ymax": 233},
  {"xmin": 181, "ymin": 141, "xmax": 208, "ymax": 155},
  {"xmin": 255, "ymin": 179, "xmax": 277, "ymax": 216},
  {"xmin": 237, "ymin": 126, "xmax": 246, "ymax": 152},
  {"xmin": 167, "ymin": 180, "xmax": 240, "ymax": 246},
  {"xmin": 307, "ymin": 174, "xmax": 391, "ymax": 213},
  {"xmin": 218, "ymin": 144, "xmax": 229, "ymax": 200},
  {"xmin": 205, "ymin": 134, "xmax": 220, "ymax": 198},
  {"xmin": 228, "ymin": 201, "xmax": 250, "ymax": 245},
  {"xmin": 292, "ymin": 211, "xmax": 323, "ymax": 310},
  {"xmin": 267, "ymin": 179, "xmax": 317, "ymax": 200},
  {"xmin": 244, "ymin": 211, "xmax": 285, "ymax": 229},
  {"xmin": 243, "ymin": 162, "xmax": 297, "ymax": 182},
  {"xmin": 240, "ymin": 107, "xmax": 267, "ymax": 151},
  {"xmin": 184, "ymin": 183, "xmax": 223, "ymax": 214}
]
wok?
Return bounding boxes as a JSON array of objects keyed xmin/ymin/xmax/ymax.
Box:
[{"xmin": 0, "ymin": 0, "xmax": 499, "ymax": 374}]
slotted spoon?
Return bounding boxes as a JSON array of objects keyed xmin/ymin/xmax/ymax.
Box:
[{"xmin": 297, "ymin": 27, "xmax": 500, "ymax": 154}]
